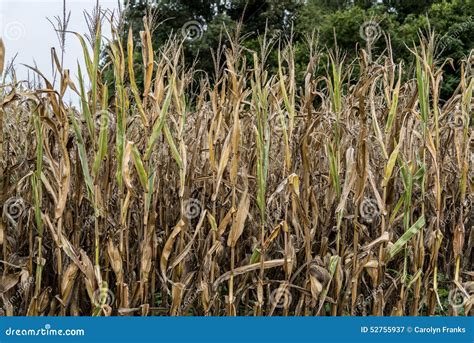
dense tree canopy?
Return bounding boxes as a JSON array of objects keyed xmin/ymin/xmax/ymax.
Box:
[{"xmin": 109, "ymin": 0, "xmax": 473, "ymax": 97}]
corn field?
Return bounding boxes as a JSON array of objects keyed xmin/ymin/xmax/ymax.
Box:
[{"xmin": 0, "ymin": 16, "xmax": 472, "ymax": 317}]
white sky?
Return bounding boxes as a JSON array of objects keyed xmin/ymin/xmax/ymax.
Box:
[{"xmin": 0, "ymin": 0, "xmax": 120, "ymax": 103}]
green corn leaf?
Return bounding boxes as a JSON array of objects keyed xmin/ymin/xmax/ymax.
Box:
[
  {"xmin": 382, "ymin": 141, "xmax": 400, "ymax": 187},
  {"xmin": 389, "ymin": 216, "xmax": 425, "ymax": 259},
  {"xmin": 127, "ymin": 28, "xmax": 147, "ymax": 126},
  {"xmin": 327, "ymin": 143, "xmax": 341, "ymax": 198},
  {"xmin": 207, "ymin": 212, "xmax": 218, "ymax": 232},
  {"xmin": 163, "ymin": 123, "xmax": 183, "ymax": 169},
  {"xmin": 73, "ymin": 33, "xmax": 93, "ymax": 80},
  {"xmin": 92, "ymin": 85, "xmax": 110, "ymax": 175},
  {"xmin": 70, "ymin": 113, "xmax": 94, "ymax": 198},
  {"xmin": 91, "ymin": 22, "xmax": 102, "ymax": 111},
  {"xmin": 145, "ymin": 85, "xmax": 173, "ymax": 160},
  {"xmin": 145, "ymin": 172, "xmax": 155, "ymax": 214},
  {"xmin": 250, "ymin": 248, "xmax": 261, "ymax": 264},
  {"xmin": 131, "ymin": 144, "xmax": 148, "ymax": 190}
]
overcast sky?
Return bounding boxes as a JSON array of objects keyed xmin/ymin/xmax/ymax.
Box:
[{"xmin": 1, "ymin": 0, "xmax": 119, "ymax": 103}]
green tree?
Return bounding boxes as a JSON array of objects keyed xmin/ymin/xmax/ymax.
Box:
[
  {"xmin": 106, "ymin": 0, "xmax": 473, "ymax": 98},
  {"xmin": 119, "ymin": 0, "xmax": 302, "ymax": 79}
]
